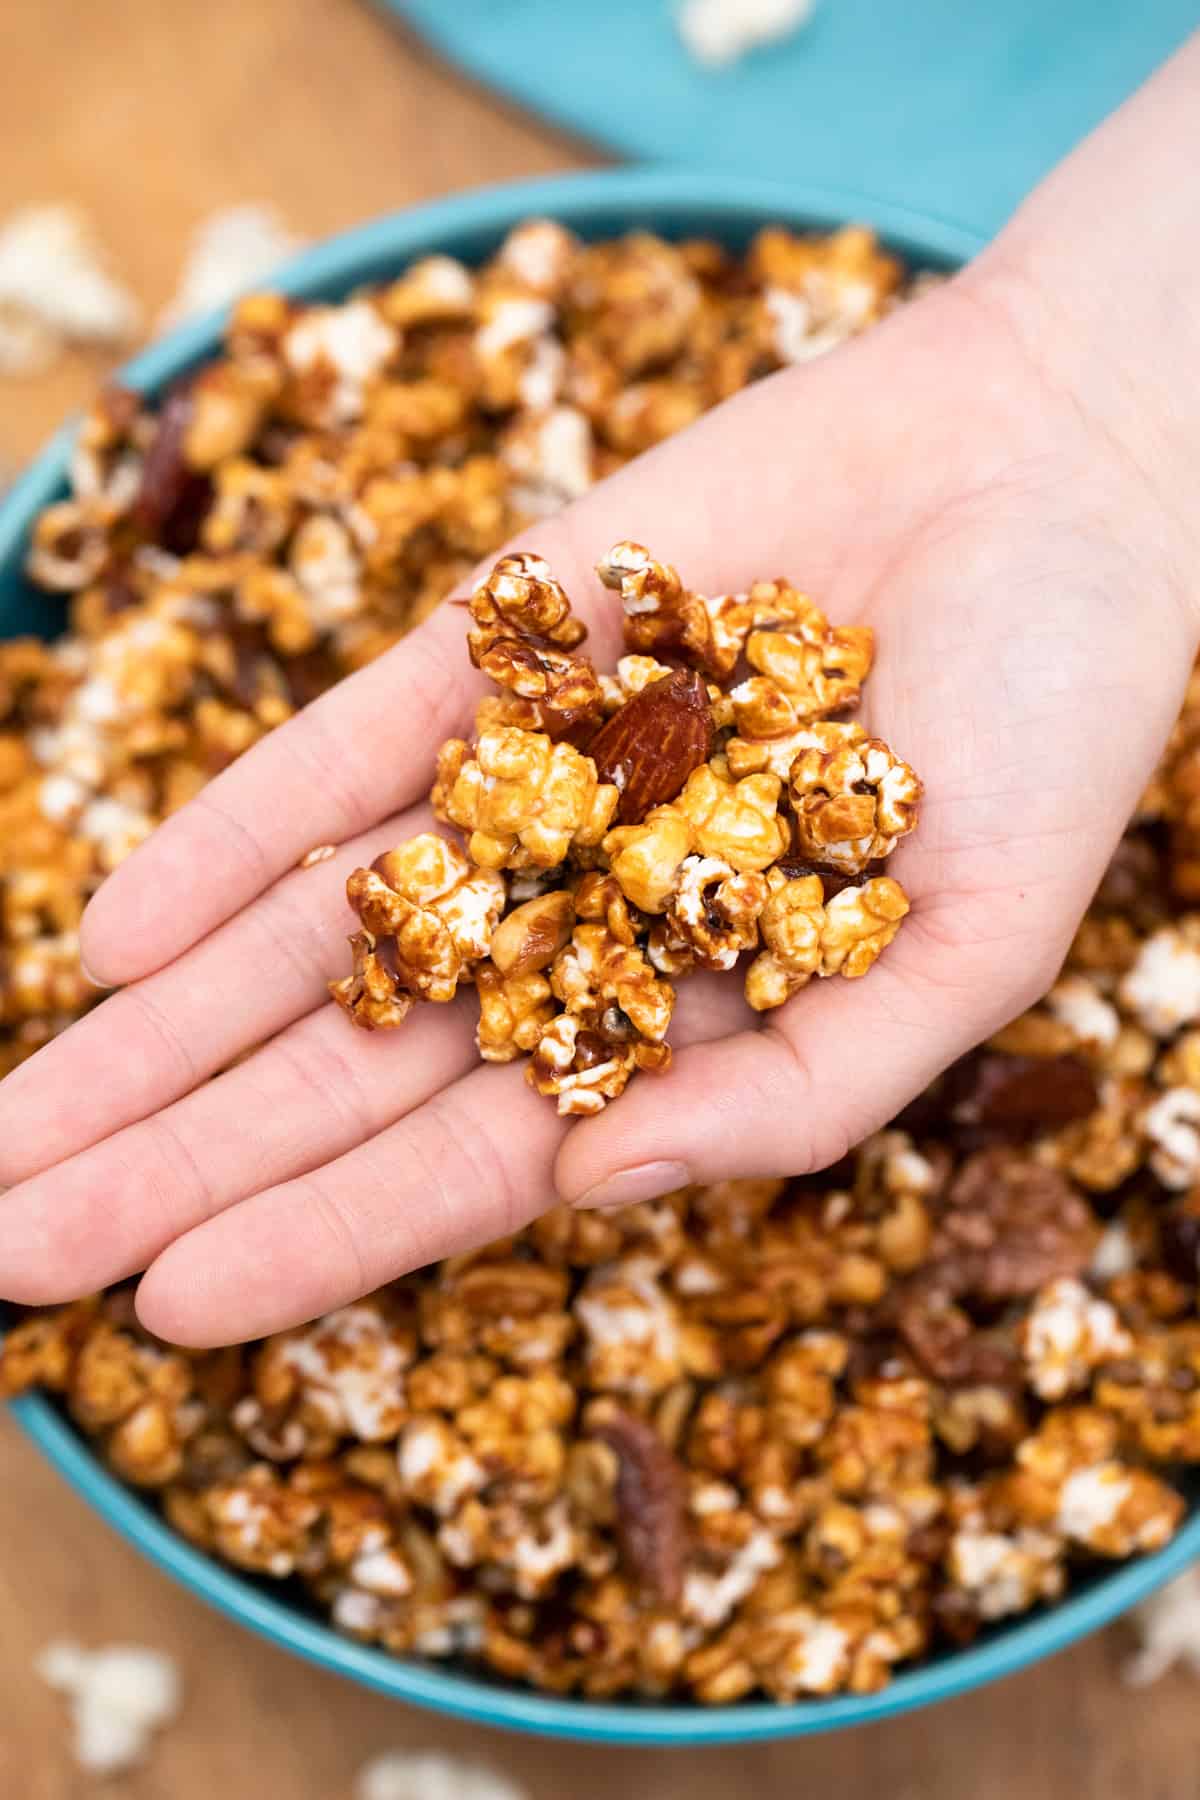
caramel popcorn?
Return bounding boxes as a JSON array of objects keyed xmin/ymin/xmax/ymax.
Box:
[
  {"xmin": 10, "ymin": 216, "xmax": 1200, "ymax": 1713},
  {"xmin": 333, "ymin": 526, "xmax": 917, "ymax": 1110}
]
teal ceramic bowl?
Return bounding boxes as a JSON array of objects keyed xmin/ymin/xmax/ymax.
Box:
[{"xmin": 4, "ymin": 169, "xmax": 1197, "ymax": 1744}]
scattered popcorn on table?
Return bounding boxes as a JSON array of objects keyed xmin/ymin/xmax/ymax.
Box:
[
  {"xmin": 0, "ymin": 205, "xmax": 139, "ymax": 374},
  {"xmin": 356, "ymin": 1750, "xmax": 528, "ymax": 1800},
  {"xmin": 676, "ymin": 0, "xmax": 817, "ymax": 69},
  {"xmin": 158, "ymin": 204, "xmax": 301, "ymax": 329},
  {"xmin": 7, "ymin": 216, "xmax": 1200, "ymax": 1708},
  {"xmin": 36, "ymin": 1641, "xmax": 181, "ymax": 1775},
  {"xmin": 1124, "ymin": 1568, "xmax": 1200, "ymax": 1686}
]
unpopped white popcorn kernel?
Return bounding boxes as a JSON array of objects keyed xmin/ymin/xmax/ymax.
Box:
[
  {"xmin": 356, "ymin": 1751, "xmax": 528, "ymax": 1800},
  {"xmin": 36, "ymin": 1641, "xmax": 181, "ymax": 1775}
]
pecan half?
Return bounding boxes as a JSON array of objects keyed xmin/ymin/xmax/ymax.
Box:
[
  {"xmin": 587, "ymin": 668, "xmax": 712, "ymax": 825},
  {"xmin": 591, "ymin": 1406, "xmax": 687, "ymax": 1604}
]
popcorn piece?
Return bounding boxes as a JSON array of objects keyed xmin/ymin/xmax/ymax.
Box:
[
  {"xmin": 744, "ymin": 873, "xmax": 825, "ymax": 1008},
  {"xmin": 944, "ymin": 1524, "xmax": 1064, "ymax": 1622},
  {"xmin": 1020, "ymin": 1277, "xmax": 1133, "ymax": 1400},
  {"xmin": 356, "ymin": 1751, "xmax": 528, "ymax": 1800},
  {"xmin": 676, "ymin": 0, "xmax": 816, "ymax": 71},
  {"xmin": 330, "ymin": 835, "xmax": 505, "ymax": 1027},
  {"xmin": 0, "ymin": 206, "xmax": 139, "ymax": 371},
  {"xmin": 789, "ymin": 736, "xmax": 922, "ymax": 874},
  {"xmin": 596, "ymin": 540, "xmax": 743, "ymax": 679},
  {"xmin": 1142, "ymin": 1087, "xmax": 1200, "ymax": 1189},
  {"xmin": 37, "ymin": 1642, "xmax": 181, "ymax": 1776},
  {"xmin": 666, "ymin": 854, "xmax": 771, "ymax": 971},
  {"xmin": 1120, "ymin": 923, "xmax": 1200, "ymax": 1037},
  {"xmin": 819, "ymin": 876, "xmax": 910, "ymax": 976},
  {"xmin": 1125, "ymin": 1568, "xmax": 1200, "ymax": 1686},
  {"xmin": 159, "ymin": 204, "xmax": 300, "ymax": 328},
  {"xmin": 437, "ymin": 728, "xmax": 617, "ymax": 872},
  {"xmin": 466, "ymin": 550, "xmax": 602, "ymax": 732}
]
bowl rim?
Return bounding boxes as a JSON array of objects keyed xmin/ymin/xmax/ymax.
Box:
[{"xmin": 6, "ymin": 165, "xmax": 1195, "ymax": 1745}]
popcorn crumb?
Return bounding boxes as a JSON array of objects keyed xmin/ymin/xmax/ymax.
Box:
[
  {"xmin": 36, "ymin": 1641, "xmax": 181, "ymax": 1775},
  {"xmin": 298, "ymin": 843, "xmax": 337, "ymax": 869},
  {"xmin": 159, "ymin": 204, "xmax": 301, "ymax": 329},
  {"xmin": 1125, "ymin": 1568, "xmax": 1200, "ymax": 1686},
  {"xmin": 676, "ymin": 0, "xmax": 816, "ymax": 67},
  {"xmin": 355, "ymin": 1751, "xmax": 528, "ymax": 1800}
]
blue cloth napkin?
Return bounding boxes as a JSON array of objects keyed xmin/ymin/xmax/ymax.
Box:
[{"xmin": 390, "ymin": 0, "xmax": 1196, "ymax": 240}]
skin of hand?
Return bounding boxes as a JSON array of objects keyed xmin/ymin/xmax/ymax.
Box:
[{"xmin": 1, "ymin": 42, "xmax": 1197, "ymax": 1348}]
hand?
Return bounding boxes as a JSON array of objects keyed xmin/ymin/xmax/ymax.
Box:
[{"xmin": 2, "ymin": 49, "xmax": 1198, "ymax": 1344}]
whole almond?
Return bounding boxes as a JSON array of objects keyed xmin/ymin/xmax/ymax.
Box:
[
  {"xmin": 588, "ymin": 668, "xmax": 712, "ymax": 824},
  {"xmin": 490, "ymin": 889, "xmax": 576, "ymax": 976}
]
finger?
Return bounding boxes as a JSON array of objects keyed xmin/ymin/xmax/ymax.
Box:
[
  {"xmin": 80, "ymin": 601, "xmax": 478, "ymax": 989},
  {"xmin": 134, "ymin": 1062, "xmax": 566, "ymax": 1347},
  {"xmin": 131, "ymin": 964, "xmax": 752, "ymax": 1347},
  {"xmin": 0, "ymin": 802, "xmax": 439, "ymax": 1187},
  {"xmin": 81, "ymin": 347, "xmax": 912, "ymax": 991},
  {"xmin": 0, "ymin": 995, "xmax": 479, "ymax": 1307},
  {"xmin": 553, "ymin": 895, "xmax": 1067, "ymax": 1211}
]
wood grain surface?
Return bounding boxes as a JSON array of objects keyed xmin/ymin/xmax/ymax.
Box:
[{"xmin": 1, "ymin": 2, "xmax": 1197, "ymax": 1794}]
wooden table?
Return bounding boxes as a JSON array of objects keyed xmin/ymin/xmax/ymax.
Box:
[{"xmin": 2, "ymin": 3, "xmax": 1197, "ymax": 1793}]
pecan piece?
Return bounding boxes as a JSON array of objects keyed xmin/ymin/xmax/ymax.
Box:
[
  {"xmin": 948, "ymin": 1052, "xmax": 1098, "ymax": 1130},
  {"xmin": 590, "ymin": 1406, "xmax": 687, "ymax": 1604},
  {"xmin": 587, "ymin": 667, "xmax": 713, "ymax": 825},
  {"xmin": 930, "ymin": 1148, "xmax": 1098, "ymax": 1301}
]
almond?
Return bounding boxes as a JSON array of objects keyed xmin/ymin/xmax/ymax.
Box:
[
  {"xmin": 587, "ymin": 668, "xmax": 712, "ymax": 825},
  {"xmin": 489, "ymin": 888, "xmax": 575, "ymax": 976}
]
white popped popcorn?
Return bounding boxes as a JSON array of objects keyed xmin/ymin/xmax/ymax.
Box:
[
  {"xmin": 159, "ymin": 204, "xmax": 301, "ymax": 328},
  {"xmin": 575, "ymin": 1258, "xmax": 683, "ymax": 1396},
  {"xmin": 503, "ymin": 404, "xmax": 593, "ymax": 514},
  {"xmin": 947, "ymin": 1526, "xmax": 1064, "ymax": 1620},
  {"xmin": 1120, "ymin": 927, "xmax": 1200, "ymax": 1037},
  {"xmin": 284, "ymin": 300, "xmax": 397, "ymax": 424},
  {"xmin": 771, "ymin": 1610, "xmax": 852, "ymax": 1695},
  {"xmin": 682, "ymin": 1526, "xmax": 781, "ymax": 1628},
  {"xmin": 1057, "ymin": 1465, "xmax": 1132, "ymax": 1544},
  {"xmin": 1021, "ymin": 1277, "xmax": 1132, "ymax": 1400},
  {"xmin": 1125, "ymin": 1568, "xmax": 1200, "ymax": 1686},
  {"xmin": 36, "ymin": 1641, "xmax": 181, "ymax": 1776},
  {"xmin": 1048, "ymin": 973, "xmax": 1121, "ymax": 1050},
  {"xmin": 278, "ymin": 1302, "xmax": 412, "ymax": 1441},
  {"xmin": 1143, "ymin": 1087, "xmax": 1200, "ymax": 1188},
  {"xmin": 1091, "ymin": 1220, "xmax": 1138, "ymax": 1280},
  {"xmin": 0, "ymin": 205, "xmax": 139, "ymax": 374},
  {"xmin": 356, "ymin": 1751, "xmax": 528, "ymax": 1800},
  {"xmin": 676, "ymin": 0, "xmax": 816, "ymax": 68}
]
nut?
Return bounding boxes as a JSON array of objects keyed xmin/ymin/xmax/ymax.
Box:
[
  {"xmin": 587, "ymin": 667, "xmax": 713, "ymax": 824},
  {"xmin": 489, "ymin": 889, "xmax": 576, "ymax": 977}
]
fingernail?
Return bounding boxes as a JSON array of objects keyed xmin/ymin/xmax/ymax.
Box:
[
  {"xmin": 80, "ymin": 956, "xmax": 110, "ymax": 992},
  {"xmin": 572, "ymin": 1161, "xmax": 691, "ymax": 1212}
]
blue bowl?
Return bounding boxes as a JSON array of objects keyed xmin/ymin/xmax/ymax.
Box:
[{"xmin": 4, "ymin": 168, "xmax": 1195, "ymax": 1744}]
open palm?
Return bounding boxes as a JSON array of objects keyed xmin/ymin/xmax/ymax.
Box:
[{"xmin": 0, "ymin": 261, "xmax": 1193, "ymax": 1345}]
